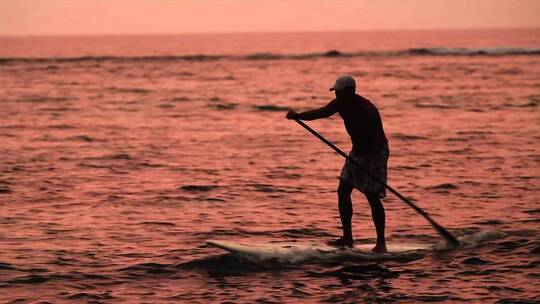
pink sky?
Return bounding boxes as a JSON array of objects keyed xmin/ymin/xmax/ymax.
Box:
[{"xmin": 1, "ymin": 0, "xmax": 539, "ymax": 36}]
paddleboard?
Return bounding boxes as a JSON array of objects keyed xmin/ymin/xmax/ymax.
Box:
[{"xmin": 207, "ymin": 240, "xmax": 432, "ymax": 264}]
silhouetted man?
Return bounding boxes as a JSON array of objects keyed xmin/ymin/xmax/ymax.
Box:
[{"xmin": 286, "ymin": 75, "xmax": 389, "ymax": 252}]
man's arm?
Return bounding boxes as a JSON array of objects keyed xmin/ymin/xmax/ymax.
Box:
[
  {"xmin": 359, "ymin": 108, "xmax": 388, "ymax": 165},
  {"xmin": 286, "ymin": 99, "xmax": 338, "ymax": 121}
]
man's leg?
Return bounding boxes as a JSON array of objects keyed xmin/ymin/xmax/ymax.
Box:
[
  {"xmin": 366, "ymin": 191, "xmax": 387, "ymax": 253},
  {"xmin": 329, "ymin": 180, "xmax": 354, "ymax": 247}
]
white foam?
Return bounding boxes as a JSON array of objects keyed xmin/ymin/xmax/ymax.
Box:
[{"xmin": 433, "ymin": 230, "xmax": 507, "ymax": 251}]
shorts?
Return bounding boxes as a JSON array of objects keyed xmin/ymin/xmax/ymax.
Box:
[{"xmin": 339, "ymin": 144, "xmax": 389, "ymax": 198}]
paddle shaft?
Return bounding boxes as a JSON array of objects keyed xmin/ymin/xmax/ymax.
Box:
[{"xmin": 293, "ymin": 118, "xmax": 460, "ymax": 246}]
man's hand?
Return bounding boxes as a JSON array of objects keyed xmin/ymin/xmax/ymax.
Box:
[{"xmin": 286, "ymin": 110, "xmax": 299, "ymax": 120}]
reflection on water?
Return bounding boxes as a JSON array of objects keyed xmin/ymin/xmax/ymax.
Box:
[{"xmin": 0, "ymin": 30, "xmax": 539, "ymax": 303}]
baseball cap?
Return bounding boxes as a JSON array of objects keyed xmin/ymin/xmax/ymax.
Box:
[{"xmin": 329, "ymin": 75, "xmax": 356, "ymax": 91}]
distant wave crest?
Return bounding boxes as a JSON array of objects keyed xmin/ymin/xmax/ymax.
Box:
[
  {"xmin": 1, "ymin": 47, "xmax": 539, "ymax": 64},
  {"xmin": 408, "ymin": 47, "xmax": 540, "ymax": 56}
]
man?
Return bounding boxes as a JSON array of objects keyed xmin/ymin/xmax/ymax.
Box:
[{"xmin": 285, "ymin": 75, "xmax": 389, "ymax": 253}]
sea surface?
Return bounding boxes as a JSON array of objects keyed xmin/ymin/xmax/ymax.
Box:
[{"xmin": 1, "ymin": 29, "xmax": 539, "ymax": 303}]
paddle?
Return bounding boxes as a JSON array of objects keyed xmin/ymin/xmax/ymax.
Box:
[{"xmin": 292, "ymin": 118, "xmax": 460, "ymax": 247}]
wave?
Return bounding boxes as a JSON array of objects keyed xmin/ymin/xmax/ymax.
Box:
[
  {"xmin": 408, "ymin": 47, "xmax": 540, "ymax": 56},
  {"xmin": 1, "ymin": 47, "xmax": 539, "ymax": 64},
  {"xmin": 252, "ymin": 104, "xmax": 290, "ymax": 112}
]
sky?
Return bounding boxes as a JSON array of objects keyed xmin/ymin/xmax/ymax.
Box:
[{"xmin": 1, "ymin": 0, "xmax": 539, "ymax": 36}]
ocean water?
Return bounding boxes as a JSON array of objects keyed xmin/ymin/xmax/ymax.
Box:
[{"xmin": 0, "ymin": 29, "xmax": 539, "ymax": 303}]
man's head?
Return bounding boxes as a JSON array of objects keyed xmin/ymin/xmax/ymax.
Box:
[{"xmin": 329, "ymin": 75, "xmax": 356, "ymax": 99}]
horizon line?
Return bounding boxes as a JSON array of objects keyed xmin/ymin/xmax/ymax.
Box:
[{"xmin": 1, "ymin": 26, "xmax": 539, "ymax": 38}]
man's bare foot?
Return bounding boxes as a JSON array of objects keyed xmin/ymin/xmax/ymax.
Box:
[
  {"xmin": 327, "ymin": 237, "xmax": 353, "ymax": 248},
  {"xmin": 371, "ymin": 244, "xmax": 387, "ymax": 253}
]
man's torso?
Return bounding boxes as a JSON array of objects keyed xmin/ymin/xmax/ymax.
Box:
[{"xmin": 334, "ymin": 95, "xmax": 387, "ymax": 155}]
